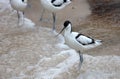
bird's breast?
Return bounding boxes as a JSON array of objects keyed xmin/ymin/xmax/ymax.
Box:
[
  {"xmin": 10, "ymin": 0, "xmax": 27, "ymax": 11},
  {"xmin": 40, "ymin": 0, "xmax": 66, "ymax": 12},
  {"xmin": 64, "ymin": 34, "xmax": 84, "ymax": 51}
]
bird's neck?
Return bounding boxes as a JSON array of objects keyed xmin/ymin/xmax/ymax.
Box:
[{"xmin": 64, "ymin": 25, "xmax": 72, "ymax": 35}]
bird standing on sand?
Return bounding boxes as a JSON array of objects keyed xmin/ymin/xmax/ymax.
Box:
[
  {"xmin": 40, "ymin": 0, "xmax": 72, "ymax": 31},
  {"xmin": 57, "ymin": 20, "xmax": 102, "ymax": 68},
  {"xmin": 10, "ymin": 0, "xmax": 28, "ymax": 26}
]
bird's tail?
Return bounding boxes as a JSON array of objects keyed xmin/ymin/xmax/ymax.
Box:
[
  {"xmin": 65, "ymin": 0, "xmax": 72, "ymax": 5},
  {"xmin": 95, "ymin": 39, "xmax": 102, "ymax": 46},
  {"xmin": 96, "ymin": 39, "xmax": 102, "ymax": 42}
]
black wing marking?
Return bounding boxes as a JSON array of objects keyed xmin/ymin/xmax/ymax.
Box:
[
  {"xmin": 75, "ymin": 34, "xmax": 95, "ymax": 45},
  {"xmin": 51, "ymin": 0, "xmax": 66, "ymax": 7}
]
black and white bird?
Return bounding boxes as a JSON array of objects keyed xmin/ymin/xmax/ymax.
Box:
[
  {"xmin": 10, "ymin": 0, "xmax": 28, "ymax": 26},
  {"xmin": 40, "ymin": 0, "xmax": 72, "ymax": 31},
  {"xmin": 57, "ymin": 20, "xmax": 102, "ymax": 68}
]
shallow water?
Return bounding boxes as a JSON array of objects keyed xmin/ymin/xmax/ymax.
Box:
[{"xmin": 0, "ymin": 1, "xmax": 120, "ymax": 79}]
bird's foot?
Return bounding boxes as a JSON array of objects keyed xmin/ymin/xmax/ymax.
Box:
[
  {"xmin": 78, "ymin": 62, "xmax": 83, "ymax": 70},
  {"xmin": 18, "ymin": 22, "xmax": 24, "ymax": 27}
]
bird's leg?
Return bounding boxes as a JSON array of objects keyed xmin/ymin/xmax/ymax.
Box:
[
  {"xmin": 78, "ymin": 51, "xmax": 83, "ymax": 69},
  {"xmin": 39, "ymin": 8, "xmax": 45, "ymax": 21},
  {"xmin": 23, "ymin": 12, "xmax": 24, "ymax": 15},
  {"xmin": 17, "ymin": 11, "xmax": 20, "ymax": 25},
  {"xmin": 52, "ymin": 12, "xmax": 56, "ymax": 31},
  {"xmin": 22, "ymin": 12, "xmax": 25, "ymax": 25},
  {"xmin": 17, "ymin": 11, "xmax": 24, "ymax": 26}
]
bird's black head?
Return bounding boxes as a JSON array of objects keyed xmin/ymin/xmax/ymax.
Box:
[
  {"xmin": 22, "ymin": 0, "xmax": 27, "ymax": 3},
  {"xmin": 64, "ymin": 20, "xmax": 71, "ymax": 28},
  {"xmin": 64, "ymin": 0, "xmax": 67, "ymax": 3},
  {"xmin": 56, "ymin": 20, "xmax": 72, "ymax": 37}
]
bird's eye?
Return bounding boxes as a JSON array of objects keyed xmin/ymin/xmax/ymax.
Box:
[{"xmin": 22, "ymin": 0, "xmax": 27, "ymax": 3}]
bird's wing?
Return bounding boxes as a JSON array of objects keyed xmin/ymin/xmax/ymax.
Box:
[
  {"xmin": 72, "ymin": 32, "xmax": 95, "ymax": 45},
  {"xmin": 51, "ymin": 0, "xmax": 64, "ymax": 7}
]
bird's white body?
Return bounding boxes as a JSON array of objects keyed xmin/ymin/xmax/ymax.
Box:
[
  {"xmin": 10, "ymin": 0, "xmax": 28, "ymax": 26},
  {"xmin": 10, "ymin": 0, "xmax": 27, "ymax": 11},
  {"xmin": 62, "ymin": 21, "xmax": 102, "ymax": 52},
  {"xmin": 40, "ymin": 0, "xmax": 71, "ymax": 12},
  {"xmin": 58, "ymin": 20, "xmax": 102, "ymax": 68},
  {"xmin": 64, "ymin": 31, "xmax": 102, "ymax": 52},
  {"xmin": 40, "ymin": 0, "xmax": 71, "ymax": 31}
]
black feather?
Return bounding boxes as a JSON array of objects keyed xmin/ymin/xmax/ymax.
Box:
[{"xmin": 76, "ymin": 34, "xmax": 95, "ymax": 45}]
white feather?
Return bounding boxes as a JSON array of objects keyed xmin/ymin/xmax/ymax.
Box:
[
  {"xmin": 72, "ymin": 32, "xmax": 93, "ymax": 45},
  {"xmin": 41, "ymin": 0, "xmax": 71, "ymax": 12},
  {"xmin": 52, "ymin": 0, "xmax": 64, "ymax": 5},
  {"xmin": 61, "ymin": 21, "xmax": 102, "ymax": 52}
]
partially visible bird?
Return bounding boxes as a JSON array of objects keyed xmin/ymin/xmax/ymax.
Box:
[
  {"xmin": 40, "ymin": 0, "xmax": 72, "ymax": 31},
  {"xmin": 57, "ymin": 20, "xmax": 102, "ymax": 68},
  {"xmin": 10, "ymin": 0, "xmax": 28, "ymax": 26}
]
